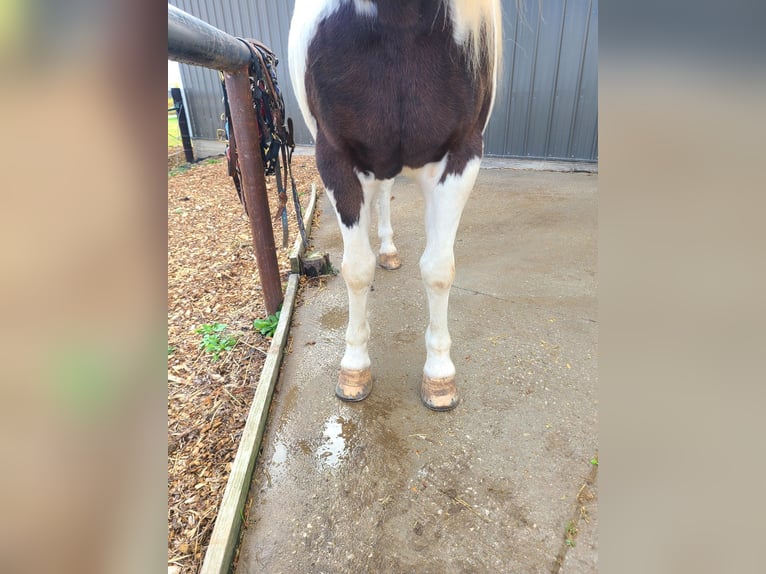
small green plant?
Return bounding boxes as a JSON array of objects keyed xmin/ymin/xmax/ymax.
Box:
[
  {"xmin": 565, "ymin": 520, "xmax": 578, "ymax": 547},
  {"xmin": 168, "ymin": 345, "xmax": 176, "ymax": 356},
  {"xmin": 168, "ymin": 164, "xmax": 191, "ymax": 177},
  {"xmin": 254, "ymin": 310, "xmax": 280, "ymax": 337},
  {"xmin": 196, "ymin": 323, "xmax": 237, "ymax": 361},
  {"xmin": 590, "ymin": 455, "xmax": 599, "ymax": 466},
  {"xmin": 205, "ymin": 157, "xmax": 222, "ymax": 165}
]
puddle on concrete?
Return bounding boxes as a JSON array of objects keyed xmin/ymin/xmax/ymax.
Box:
[
  {"xmin": 316, "ymin": 415, "xmax": 358, "ymax": 468},
  {"xmin": 268, "ymin": 441, "xmax": 289, "ymax": 483},
  {"xmin": 320, "ymin": 307, "xmax": 347, "ymax": 330}
]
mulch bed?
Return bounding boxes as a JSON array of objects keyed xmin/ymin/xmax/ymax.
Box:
[
  {"xmin": 168, "ymin": 145, "xmax": 187, "ymax": 172},
  {"xmin": 167, "ymin": 154, "xmax": 321, "ymax": 574}
]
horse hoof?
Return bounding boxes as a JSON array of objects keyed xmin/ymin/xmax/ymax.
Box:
[
  {"xmin": 421, "ymin": 375, "xmax": 459, "ymax": 411},
  {"xmin": 336, "ymin": 367, "xmax": 372, "ymax": 401},
  {"xmin": 377, "ymin": 252, "xmax": 401, "ymax": 270}
]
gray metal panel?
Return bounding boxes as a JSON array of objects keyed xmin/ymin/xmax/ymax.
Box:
[
  {"xmin": 169, "ymin": 0, "xmax": 306, "ymax": 146},
  {"xmin": 569, "ymin": 0, "xmax": 598, "ymax": 161},
  {"xmin": 485, "ymin": 0, "xmax": 598, "ymax": 161},
  {"xmin": 169, "ymin": 0, "xmax": 597, "ymax": 162}
]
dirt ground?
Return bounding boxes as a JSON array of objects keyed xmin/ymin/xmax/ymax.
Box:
[{"xmin": 167, "ymin": 154, "xmax": 320, "ymax": 574}]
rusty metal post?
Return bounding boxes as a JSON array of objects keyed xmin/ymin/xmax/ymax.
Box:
[
  {"xmin": 170, "ymin": 87, "xmax": 194, "ymax": 163},
  {"xmin": 223, "ymin": 69, "xmax": 283, "ymax": 316}
]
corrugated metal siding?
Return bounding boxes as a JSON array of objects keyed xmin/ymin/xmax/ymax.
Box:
[
  {"xmin": 169, "ymin": 0, "xmax": 305, "ymax": 145},
  {"xmin": 169, "ymin": 0, "xmax": 597, "ymax": 162},
  {"xmin": 485, "ymin": 0, "xmax": 598, "ymax": 160}
]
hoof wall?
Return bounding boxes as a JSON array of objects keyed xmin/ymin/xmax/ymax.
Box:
[
  {"xmin": 421, "ymin": 375, "xmax": 459, "ymax": 411},
  {"xmin": 377, "ymin": 252, "xmax": 401, "ymax": 270},
  {"xmin": 336, "ymin": 368, "xmax": 372, "ymax": 402}
]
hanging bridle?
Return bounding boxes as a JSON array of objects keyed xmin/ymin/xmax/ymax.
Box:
[{"xmin": 220, "ymin": 39, "xmax": 308, "ymax": 249}]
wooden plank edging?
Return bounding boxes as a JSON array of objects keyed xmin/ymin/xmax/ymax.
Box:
[
  {"xmin": 199, "ymin": 182, "xmax": 319, "ymax": 574},
  {"xmin": 199, "ymin": 273, "xmax": 298, "ymax": 574}
]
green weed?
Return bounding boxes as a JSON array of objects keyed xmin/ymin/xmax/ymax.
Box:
[
  {"xmin": 196, "ymin": 323, "xmax": 237, "ymax": 361},
  {"xmin": 254, "ymin": 310, "xmax": 281, "ymax": 338},
  {"xmin": 565, "ymin": 520, "xmax": 578, "ymax": 547},
  {"xmin": 168, "ymin": 164, "xmax": 191, "ymax": 177}
]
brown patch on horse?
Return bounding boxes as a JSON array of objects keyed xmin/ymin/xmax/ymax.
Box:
[{"xmin": 304, "ymin": 1, "xmax": 495, "ymax": 224}]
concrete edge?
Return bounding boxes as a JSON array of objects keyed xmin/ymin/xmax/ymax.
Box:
[
  {"xmin": 289, "ymin": 182, "xmax": 318, "ymax": 273},
  {"xmin": 480, "ymin": 157, "xmax": 598, "ymax": 173},
  {"xmin": 199, "ymin": 273, "xmax": 299, "ymax": 574},
  {"xmin": 290, "ymin": 145, "xmax": 598, "ymax": 173}
]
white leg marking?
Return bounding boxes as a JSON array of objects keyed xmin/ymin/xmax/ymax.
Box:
[
  {"xmin": 374, "ymin": 178, "xmax": 399, "ymax": 264},
  {"xmin": 417, "ymin": 156, "xmax": 482, "ymax": 381},
  {"xmin": 327, "ymin": 177, "xmax": 378, "ymax": 373}
]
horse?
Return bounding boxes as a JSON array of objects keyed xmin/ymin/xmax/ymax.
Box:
[{"xmin": 288, "ymin": 0, "xmax": 502, "ymax": 410}]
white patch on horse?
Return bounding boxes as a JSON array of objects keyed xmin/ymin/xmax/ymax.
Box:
[
  {"xmin": 374, "ymin": 178, "xmax": 398, "ymax": 264},
  {"xmin": 353, "ymin": 0, "xmax": 377, "ymax": 18},
  {"xmin": 415, "ymin": 155, "xmax": 481, "ymax": 381},
  {"xmin": 324, "ymin": 173, "xmax": 381, "ymax": 373}
]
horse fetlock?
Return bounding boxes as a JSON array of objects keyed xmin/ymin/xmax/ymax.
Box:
[
  {"xmin": 344, "ymin": 327, "xmax": 370, "ymax": 349},
  {"xmin": 425, "ymin": 325, "xmax": 452, "ymax": 349}
]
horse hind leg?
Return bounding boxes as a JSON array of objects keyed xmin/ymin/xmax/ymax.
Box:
[
  {"xmin": 332, "ymin": 194, "xmax": 376, "ymax": 401},
  {"xmin": 316, "ymin": 139, "xmax": 380, "ymax": 401},
  {"xmin": 375, "ymin": 178, "xmax": 401, "ymax": 270},
  {"xmin": 417, "ymin": 154, "xmax": 482, "ymax": 410}
]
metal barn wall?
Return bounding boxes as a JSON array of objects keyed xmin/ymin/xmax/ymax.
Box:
[
  {"xmin": 170, "ymin": 0, "xmax": 597, "ymax": 162},
  {"xmin": 168, "ymin": 0, "xmax": 301, "ymax": 145},
  {"xmin": 487, "ymin": 0, "xmax": 598, "ymax": 160}
]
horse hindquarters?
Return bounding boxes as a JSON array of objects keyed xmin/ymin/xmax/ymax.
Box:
[{"xmin": 290, "ymin": 0, "xmax": 499, "ymax": 409}]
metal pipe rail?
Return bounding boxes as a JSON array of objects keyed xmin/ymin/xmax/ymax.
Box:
[
  {"xmin": 167, "ymin": 3, "xmax": 283, "ymax": 316},
  {"xmin": 168, "ymin": 4, "xmax": 251, "ymax": 72}
]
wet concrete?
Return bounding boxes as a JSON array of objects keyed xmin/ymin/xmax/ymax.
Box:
[{"xmin": 235, "ymin": 167, "xmax": 597, "ymax": 573}]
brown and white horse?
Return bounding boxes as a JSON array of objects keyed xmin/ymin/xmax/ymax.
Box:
[{"xmin": 289, "ymin": 0, "xmax": 502, "ymax": 410}]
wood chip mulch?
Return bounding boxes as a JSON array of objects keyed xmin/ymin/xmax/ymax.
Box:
[{"xmin": 168, "ymin": 154, "xmax": 321, "ymax": 574}]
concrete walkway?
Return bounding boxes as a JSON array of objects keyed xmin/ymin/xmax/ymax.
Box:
[{"xmin": 235, "ymin": 166, "xmax": 598, "ymax": 573}]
